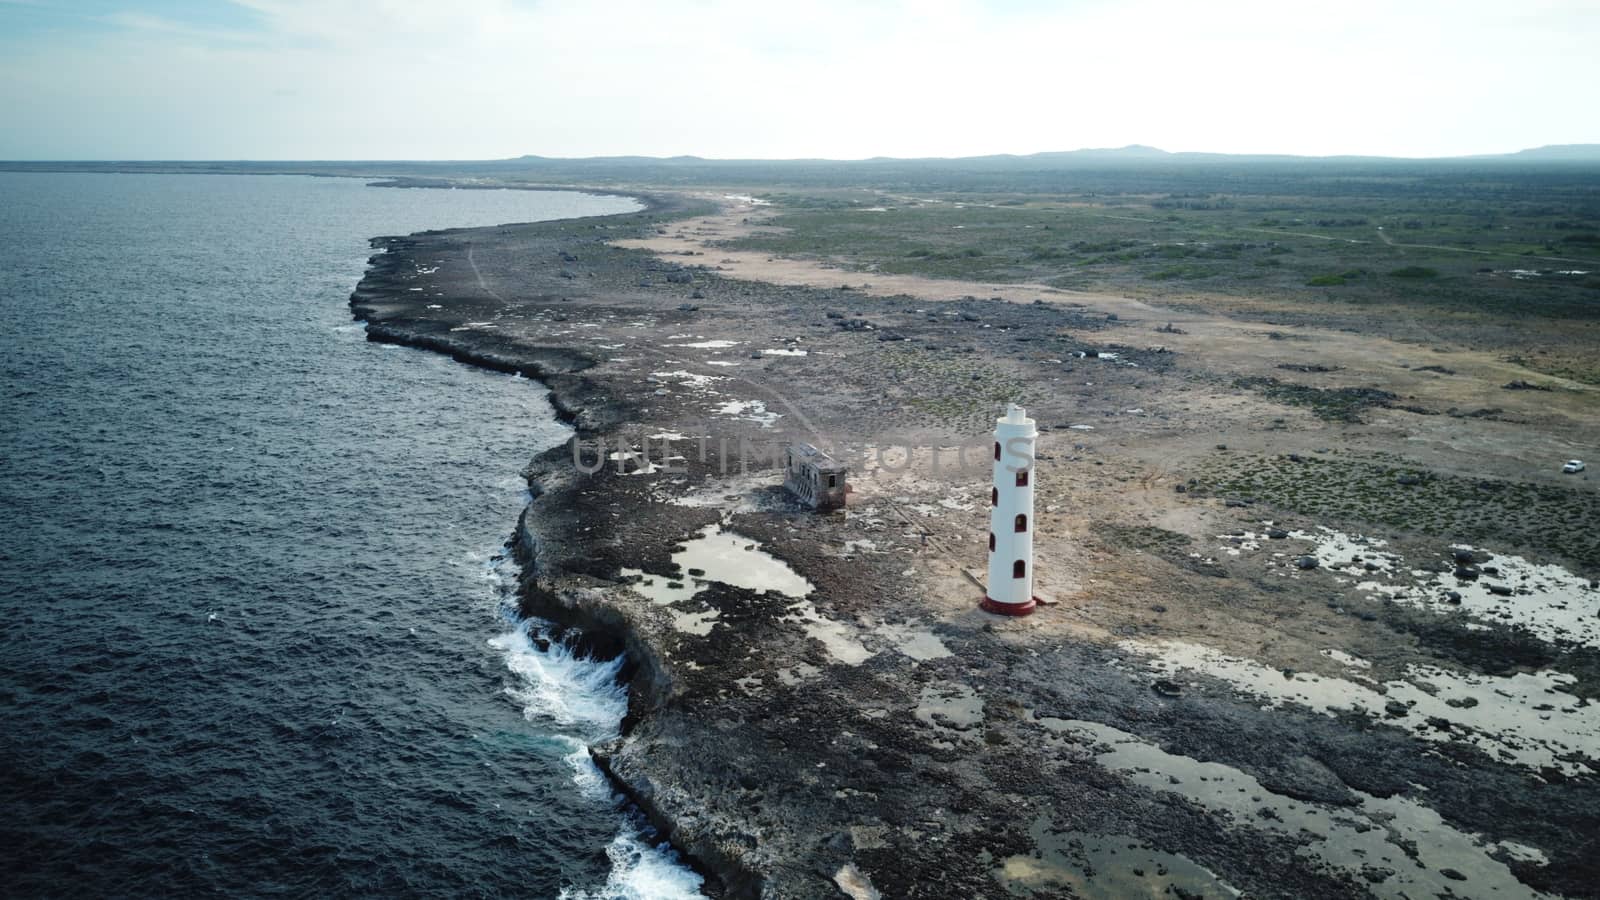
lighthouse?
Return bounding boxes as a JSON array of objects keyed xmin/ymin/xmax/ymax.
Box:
[{"xmin": 983, "ymin": 403, "xmax": 1038, "ymax": 616}]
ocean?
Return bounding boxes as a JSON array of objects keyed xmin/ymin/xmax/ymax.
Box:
[{"xmin": 0, "ymin": 172, "xmax": 703, "ymax": 898}]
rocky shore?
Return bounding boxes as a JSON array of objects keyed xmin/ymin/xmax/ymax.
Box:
[{"xmin": 350, "ymin": 191, "xmax": 1600, "ymax": 898}]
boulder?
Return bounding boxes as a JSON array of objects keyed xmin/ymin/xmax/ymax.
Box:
[{"xmin": 1259, "ymin": 754, "xmax": 1357, "ymax": 807}]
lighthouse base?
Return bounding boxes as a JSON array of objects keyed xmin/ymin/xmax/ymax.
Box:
[{"xmin": 980, "ymin": 595, "xmax": 1037, "ymax": 617}]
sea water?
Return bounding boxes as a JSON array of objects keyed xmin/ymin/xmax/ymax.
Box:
[{"xmin": 0, "ymin": 172, "xmax": 701, "ymax": 897}]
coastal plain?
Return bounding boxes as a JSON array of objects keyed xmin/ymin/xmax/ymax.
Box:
[{"xmin": 349, "ymin": 172, "xmax": 1600, "ymax": 899}]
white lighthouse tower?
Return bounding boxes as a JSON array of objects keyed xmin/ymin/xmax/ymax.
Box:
[{"xmin": 983, "ymin": 403, "xmax": 1038, "ymax": 616}]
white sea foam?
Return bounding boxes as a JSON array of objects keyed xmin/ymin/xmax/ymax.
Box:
[
  {"xmin": 557, "ymin": 740, "xmax": 707, "ymax": 899},
  {"xmin": 559, "ymin": 828, "xmax": 708, "ymax": 900},
  {"xmin": 560, "ymin": 735, "xmax": 612, "ymax": 800},
  {"xmin": 490, "ymin": 622, "xmax": 628, "ymax": 736},
  {"xmin": 487, "ymin": 557, "xmax": 705, "ymax": 898}
]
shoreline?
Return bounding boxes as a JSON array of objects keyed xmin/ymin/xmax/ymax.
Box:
[
  {"xmin": 347, "ymin": 189, "xmax": 1600, "ymax": 898},
  {"xmin": 348, "ymin": 189, "xmax": 738, "ymax": 892}
]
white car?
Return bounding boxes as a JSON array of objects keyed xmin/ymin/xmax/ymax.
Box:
[{"xmin": 1563, "ymin": 460, "xmax": 1586, "ymax": 474}]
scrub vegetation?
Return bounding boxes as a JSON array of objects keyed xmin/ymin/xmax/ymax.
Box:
[
  {"xmin": 714, "ymin": 165, "xmax": 1600, "ymax": 385},
  {"xmin": 1190, "ymin": 452, "xmax": 1600, "ymax": 570}
]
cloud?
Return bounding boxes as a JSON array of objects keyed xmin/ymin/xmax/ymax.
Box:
[
  {"xmin": 97, "ymin": 10, "xmax": 266, "ymax": 44},
  {"xmin": 0, "ymin": 0, "xmax": 1596, "ymax": 159}
]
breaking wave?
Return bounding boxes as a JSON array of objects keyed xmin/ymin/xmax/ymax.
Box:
[{"xmin": 485, "ymin": 559, "xmax": 705, "ymax": 898}]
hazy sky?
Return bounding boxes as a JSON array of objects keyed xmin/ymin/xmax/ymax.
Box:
[{"xmin": 2, "ymin": 0, "xmax": 1596, "ymax": 160}]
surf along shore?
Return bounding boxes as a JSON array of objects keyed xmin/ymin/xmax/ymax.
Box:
[{"xmin": 349, "ymin": 189, "xmax": 1600, "ymax": 899}]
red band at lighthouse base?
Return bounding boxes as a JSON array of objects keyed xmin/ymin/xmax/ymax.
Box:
[{"xmin": 980, "ymin": 595, "xmax": 1037, "ymax": 616}]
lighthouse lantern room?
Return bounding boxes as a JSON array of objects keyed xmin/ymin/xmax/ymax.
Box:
[{"xmin": 982, "ymin": 403, "xmax": 1038, "ymax": 616}]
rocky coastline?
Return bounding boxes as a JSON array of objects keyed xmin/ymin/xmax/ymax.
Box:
[{"xmin": 349, "ymin": 190, "xmax": 1600, "ymax": 899}]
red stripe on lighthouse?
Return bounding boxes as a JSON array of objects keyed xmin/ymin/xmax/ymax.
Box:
[{"xmin": 980, "ymin": 595, "xmax": 1037, "ymax": 616}]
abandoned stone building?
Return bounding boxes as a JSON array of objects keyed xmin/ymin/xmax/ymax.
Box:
[{"xmin": 783, "ymin": 442, "xmax": 848, "ymax": 511}]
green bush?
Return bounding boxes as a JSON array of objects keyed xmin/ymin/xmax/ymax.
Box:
[
  {"xmin": 1148, "ymin": 265, "xmax": 1214, "ymax": 280},
  {"xmin": 1390, "ymin": 266, "xmax": 1440, "ymax": 279}
]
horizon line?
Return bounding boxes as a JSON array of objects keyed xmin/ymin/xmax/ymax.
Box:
[{"xmin": 4, "ymin": 143, "xmax": 1600, "ymax": 166}]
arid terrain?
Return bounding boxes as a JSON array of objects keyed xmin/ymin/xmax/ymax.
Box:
[{"xmin": 349, "ymin": 175, "xmax": 1600, "ymax": 898}]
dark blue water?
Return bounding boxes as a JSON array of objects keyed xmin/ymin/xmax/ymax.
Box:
[{"xmin": 0, "ymin": 173, "xmax": 702, "ymax": 898}]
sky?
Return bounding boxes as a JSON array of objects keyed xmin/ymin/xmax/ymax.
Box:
[{"xmin": 1, "ymin": 0, "xmax": 1597, "ymax": 160}]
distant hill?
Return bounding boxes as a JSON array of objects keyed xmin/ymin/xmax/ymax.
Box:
[
  {"xmin": 8, "ymin": 144, "xmax": 1599, "ymax": 171},
  {"xmin": 1020, "ymin": 145, "xmax": 1172, "ymax": 160},
  {"xmin": 498, "ymin": 143, "xmax": 1600, "ymax": 167},
  {"xmin": 4, "ymin": 144, "xmax": 1596, "ymax": 196},
  {"xmin": 1489, "ymin": 144, "xmax": 1600, "ymax": 161}
]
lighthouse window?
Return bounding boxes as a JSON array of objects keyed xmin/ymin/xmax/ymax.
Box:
[
  {"xmin": 988, "ymin": 533, "xmax": 995, "ymax": 552},
  {"xmin": 991, "ymin": 487, "xmax": 998, "ymax": 506},
  {"xmin": 1013, "ymin": 559, "xmax": 1026, "ymax": 578},
  {"xmin": 827, "ymin": 474, "xmax": 837, "ymax": 488},
  {"xmin": 993, "ymin": 441, "xmax": 1001, "ymax": 460},
  {"xmin": 1014, "ymin": 514, "xmax": 1027, "ymax": 533},
  {"xmin": 1015, "ymin": 469, "xmax": 1029, "ymax": 487}
]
